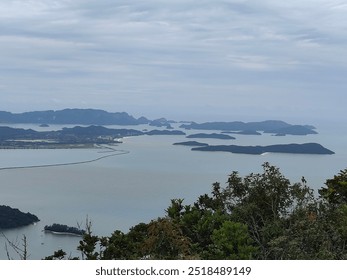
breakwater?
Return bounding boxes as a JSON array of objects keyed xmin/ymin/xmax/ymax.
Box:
[{"xmin": 0, "ymin": 147, "xmax": 129, "ymax": 171}]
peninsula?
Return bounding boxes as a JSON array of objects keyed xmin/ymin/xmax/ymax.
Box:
[
  {"xmin": 0, "ymin": 126, "xmax": 141, "ymax": 148},
  {"xmin": 145, "ymin": 130, "xmax": 185, "ymax": 136},
  {"xmin": 0, "ymin": 205, "xmax": 39, "ymax": 229},
  {"xmin": 0, "ymin": 125, "xmax": 185, "ymax": 149}
]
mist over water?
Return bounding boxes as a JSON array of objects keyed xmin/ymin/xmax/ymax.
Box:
[{"xmin": 0, "ymin": 123, "xmax": 346, "ymax": 259}]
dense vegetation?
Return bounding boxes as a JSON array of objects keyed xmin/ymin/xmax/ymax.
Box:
[
  {"xmin": 0, "ymin": 109, "xmax": 148, "ymax": 125},
  {"xmin": 44, "ymin": 223, "xmax": 86, "ymax": 236},
  {"xmin": 44, "ymin": 162, "xmax": 347, "ymax": 260},
  {"xmin": 0, "ymin": 205, "xmax": 39, "ymax": 229}
]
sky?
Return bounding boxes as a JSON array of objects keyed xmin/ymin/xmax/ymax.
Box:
[{"xmin": 1, "ymin": 0, "xmax": 346, "ymax": 123}]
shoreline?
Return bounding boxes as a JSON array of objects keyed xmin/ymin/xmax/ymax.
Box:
[{"xmin": 43, "ymin": 230, "xmax": 84, "ymax": 237}]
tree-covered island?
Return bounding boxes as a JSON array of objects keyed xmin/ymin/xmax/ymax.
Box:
[
  {"xmin": 191, "ymin": 143, "xmax": 334, "ymax": 155},
  {"xmin": 0, "ymin": 205, "xmax": 39, "ymax": 229},
  {"xmin": 186, "ymin": 133, "xmax": 235, "ymax": 140},
  {"xmin": 44, "ymin": 223, "xmax": 86, "ymax": 236}
]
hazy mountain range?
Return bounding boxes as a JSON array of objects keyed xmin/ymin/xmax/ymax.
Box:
[
  {"xmin": 0, "ymin": 108, "xmax": 317, "ymax": 135},
  {"xmin": 0, "ymin": 109, "xmax": 148, "ymax": 125}
]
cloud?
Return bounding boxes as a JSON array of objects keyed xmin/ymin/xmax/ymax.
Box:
[{"xmin": 0, "ymin": 0, "xmax": 346, "ymax": 122}]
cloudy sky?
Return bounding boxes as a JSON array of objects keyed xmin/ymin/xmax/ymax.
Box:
[{"xmin": 1, "ymin": 0, "xmax": 346, "ymax": 123}]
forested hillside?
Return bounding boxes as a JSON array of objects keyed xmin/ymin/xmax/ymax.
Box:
[{"xmin": 44, "ymin": 162, "xmax": 347, "ymax": 260}]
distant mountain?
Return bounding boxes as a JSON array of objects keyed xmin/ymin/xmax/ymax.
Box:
[
  {"xmin": 180, "ymin": 120, "xmax": 290, "ymax": 130},
  {"xmin": 186, "ymin": 133, "xmax": 236, "ymax": 140},
  {"xmin": 264, "ymin": 125, "xmax": 318, "ymax": 135},
  {"xmin": 180, "ymin": 120, "xmax": 317, "ymax": 135},
  {"xmin": 145, "ymin": 130, "xmax": 185, "ymax": 136},
  {"xmin": 0, "ymin": 109, "xmax": 149, "ymax": 125},
  {"xmin": 149, "ymin": 118, "xmax": 175, "ymax": 129},
  {"xmin": 0, "ymin": 126, "xmax": 39, "ymax": 140},
  {"xmin": 0, "ymin": 125, "xmax": 187, "ymax": 148},
  {"xmin": 0, "ymin": 109, "xmax": 318, "ymax": 137},
  {"xmin": 59, "ymin": 125, "xmax": 144, "ymax": 137},
  {"xmin": 0, "ymin": 125, "xmax": 144, "ymax": 141}
]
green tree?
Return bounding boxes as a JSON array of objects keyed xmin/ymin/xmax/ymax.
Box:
[
  {"xmin": 99, "ymin": 230, "xmax": 133, "ymax": 259},
  {"xmin": 222, "ymin": 163, "xmax": 316, "ymax": 259},
  {"xmin": 44, "ymin": 164, "xmax": 347, "ymax": 260},
  {"xmin": 210, "ymin": 221, "xmax": 257, "ymax": 259},
  {"xmin": 142, "ymin": 218, "xmax": 193, "ymax": 259},
  {"xmin": 319, "ymin": 169, "xmax": 347, "ymax": 205},
  {"xmin": 77, "ymin": 219, "xmax": 100, "ymax": 260}
]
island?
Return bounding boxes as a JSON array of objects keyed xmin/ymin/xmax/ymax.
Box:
[
  {"xmin": 44, "ymin": 223, "xmax": 86, "ymax": 236},
  {"xmin": 180, "ymin": 120, "xmax": 317, "ymax": 136},
  {"xmin": 173, "ymin": 141, "xmax": 209, "ymax": 147},
  {"xmin": 264, "ymin": 125, "xmax": 318, "ymax": 136},
  {"xmin": 0, "ymin": 109, "xmax": 319, "ymax": 136},
  {"xmin": 149, "ymin": 118, "xmax": 175, "ymax": 129},
  {"xmin": 0, "ymin": 125, "xmax": 186, "ymax": 149},
  {"xmin": 186, "ymin": 133, "xmax": 235, "ymax": 140},
  {"xmin": 0, "ymin": 205, "xmax": 39, "ymax": 229},
  {"xmin": 145, "ymin": 130, "xmax": 185, "ymax": 136},
  {"xmin": 191, "ymin": 143, "xmax": 334, "ymax": 155}
]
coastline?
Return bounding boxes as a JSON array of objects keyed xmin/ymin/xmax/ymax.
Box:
[{"xmin": 43, "ymin": 230, "xmax": 84, "ymax": 237}]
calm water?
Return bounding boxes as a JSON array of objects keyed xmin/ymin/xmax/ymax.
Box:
[{"xmin": 0, "ymin": 122, "xmax": 346, "ymax": 259}]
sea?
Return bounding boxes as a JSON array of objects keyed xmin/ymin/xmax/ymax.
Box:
[{"xmin": 0, "ymin": 121, "xmax": 346, "ymax": 259}]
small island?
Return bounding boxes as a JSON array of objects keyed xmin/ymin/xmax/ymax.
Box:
[
  {"xmin": 173, "ymin": 141, "xmax": 209, "ymax": 147},
  {"xmin": 0, "ymin": 205, "xmax": 39, "ymax": 229},
  {"xmin": 186, "ymin": 133, "xmax": 235, "ymax": 140},
  {"xmin": 44, "ymin": 223, "xmax": 86, "ymax": 236},
  {"xmin": 145, "ymin": 130, "xmax": 185, "ymax": 136}
]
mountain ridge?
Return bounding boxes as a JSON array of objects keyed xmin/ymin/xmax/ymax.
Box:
[
  {"xmin": 0, "ymin": 109, "xmax": 148, "ymax": 125},
  {"xmin": 0, "ymin": 109, "xmax": 317, "ymax": 135}
]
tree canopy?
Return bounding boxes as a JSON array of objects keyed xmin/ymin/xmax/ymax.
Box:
[{"xmin": 45, "ymin": 162, "xmax": 347, "ymax": 260}]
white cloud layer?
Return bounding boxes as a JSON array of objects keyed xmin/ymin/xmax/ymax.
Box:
[{"xmin": 0, "ymin": 0, "xmax": 346, "ymax": 122}]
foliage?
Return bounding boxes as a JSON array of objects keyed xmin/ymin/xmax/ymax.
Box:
[
  {"xmin": 319, "ymin": 169, "xmax": 347, "ymax": 205},
  {"xmin": 142, "ymin": 218, "xmax": 192, "ymax": 259},
  {"xmin": 0, "ymin": 205, "xmax": 39, "ymax": 229},
  {"xmin": 44, "ymin": 162, "xmax": 347, "ymax": 260},
  {"xmin": 210, "ymin": 221, "xmax": 257, "ymax": 259},
  {"xmin": 44, "ymin": 223, "xmax": 85, "ymax": 235}
]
